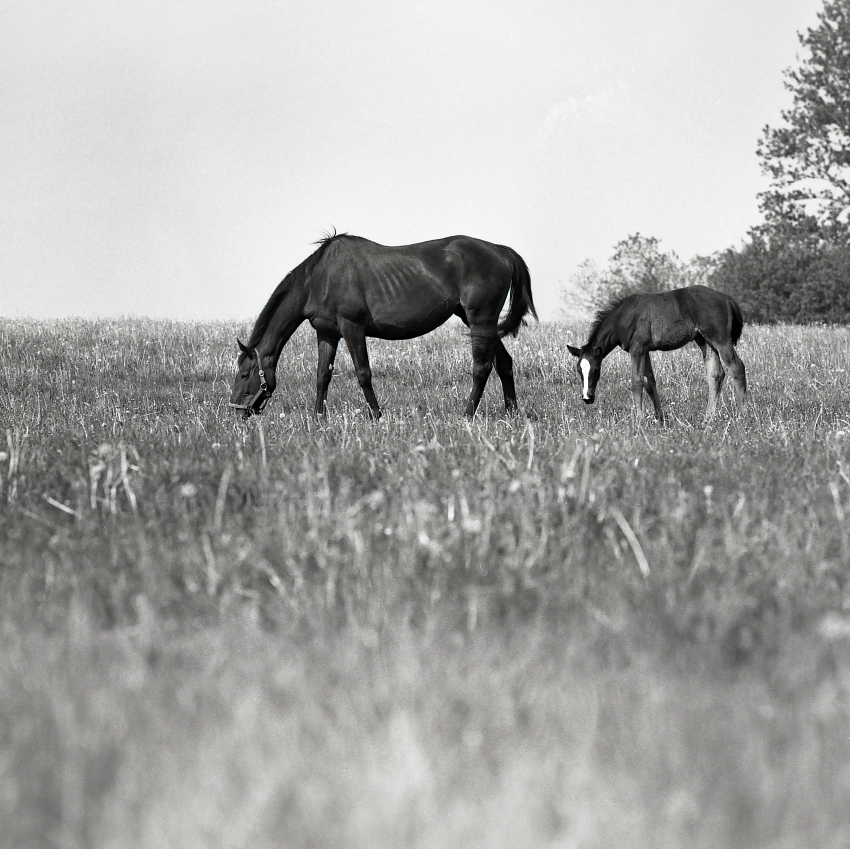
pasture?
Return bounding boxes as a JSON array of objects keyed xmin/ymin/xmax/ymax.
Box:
[{"xmin": 1, "ymin": 317, "xmax": 849, "ymax": 848}]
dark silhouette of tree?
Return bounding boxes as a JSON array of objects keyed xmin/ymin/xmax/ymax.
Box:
[{"xmin": 709, "ymin": 235, "xmax": 850, "ymax": 323}]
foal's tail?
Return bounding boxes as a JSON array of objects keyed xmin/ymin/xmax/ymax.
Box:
[
  {"xmin": 729, "ymin": 296, "xmax": 744, "ymax": 345},
  {"xmin": 498, "ymin": 247, "xmax": 538, "ymax": 338}
]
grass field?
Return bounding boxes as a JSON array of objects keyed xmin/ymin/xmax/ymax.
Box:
[{"xmin": 1, "ymin": 316, "xmax": 850, "ymax": 848}]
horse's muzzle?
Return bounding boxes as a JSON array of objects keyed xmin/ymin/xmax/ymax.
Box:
[
  {"xmin": 582, "ymin": 397, "xmax": 594, "ymax": 405},
  {"xmin": 229, "ymin": 387, "xmax": 271, "ymax": 420}
]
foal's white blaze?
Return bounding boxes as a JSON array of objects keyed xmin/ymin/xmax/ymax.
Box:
[{"xmin": 580, "ymin": 358, "xmax": 592, "ymax": 399}]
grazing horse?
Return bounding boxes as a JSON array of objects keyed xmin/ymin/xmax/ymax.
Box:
[
  {"xmin": 230, "ymin": 233, "xmax": 537, "ymax": 419},
  {"xmin": 566, "ymin": 285, "xmax": 746, "ymax": 422}
]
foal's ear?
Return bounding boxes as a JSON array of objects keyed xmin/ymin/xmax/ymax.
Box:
[
  {"xmin": 236, "ymin": 338, "xmax": 252, "ymax": 356},
  {"xmin": 567, "ymin": 344, "xmax": 581, "ymax": 358}
]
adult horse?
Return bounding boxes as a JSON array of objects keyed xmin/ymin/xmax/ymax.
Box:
[
  {"xmin": 566, "ymin": 285, "xmax": 746, "ymax": 422},
  {"xmin": 230, "ymin": 233, "xmax": 537, "ymax": 419}
]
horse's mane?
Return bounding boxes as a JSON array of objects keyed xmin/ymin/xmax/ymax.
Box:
[
  {"xmin": 586, "ymin": 293, "xmax": 630, "ymax": 343},
  {"xmin": 245, "ymin": 231, "xmax": 348, "ymax": 349}
]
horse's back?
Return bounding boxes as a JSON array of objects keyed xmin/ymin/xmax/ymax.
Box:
[
  {"xmin": 643, "ymin": 289, "xmax": 700, "ymax": 350},
  {"xmin": 308, "ymin": 234, "xmax": 516, "ymax": 340},
  {"xmin": 327, "ymin": 233, "xmax": 502, "ymax": 262},
  {"xmin": 618, "ymin": 286, "xmax": 742, "ymax": 351},
  {"xmin": 321, "ymin": 235, "xmax": 509, "ymax": 285},
  {"xmin": 673, "ymin": 286, "xmax": 743, "ymax": 345}
]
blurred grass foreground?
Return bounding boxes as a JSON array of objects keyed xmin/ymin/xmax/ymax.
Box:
[{"xmin": 1, "ymin": 317, "xmax": 849, "ymax": 848}]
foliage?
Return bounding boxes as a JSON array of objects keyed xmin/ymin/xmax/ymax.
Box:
[
  {"xmin": 757, "ymin": 0, "xmax": 850, "ymax": 242},
  {"xmin": 704, "ymin": 0, "xmax": 850, "ymax": 323},
  {"xmin": 562, "ymin": 233, "xmax": 700, "ymax": 319},
  {"xmin": 562, "ymin": 234, "xmax": 718, "ymax": 320},
  {"xmin": 709, "ymin": 230, "xmax": 850, "ymax": 323},
  {"xmin": 2, "ymin": 318, "xmax": 850, "ymax": 847},
  {"xmin": 561, "ymin": 257, "xmax": 604, "ymax": 319}
]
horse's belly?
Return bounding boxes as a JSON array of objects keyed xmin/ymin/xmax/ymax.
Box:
[
  {"xmin": 366, "ymin": 305, "xmax": 455, "ymax": 339},
  {"xmin": 651, "ymin": 316, "xmax": 696, "ymax": 350},
  {"xmin": 365, "ymin": 294, "xmax": 456, "ymax": 340}
]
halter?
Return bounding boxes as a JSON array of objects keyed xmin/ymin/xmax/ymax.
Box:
[{"xmin": 230, "ymin": 348, "xmax": 271, "ymax": 420}]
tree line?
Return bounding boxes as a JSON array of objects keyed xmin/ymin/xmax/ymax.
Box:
[{"xmin": 564, "ymin": 0, "xmax": 850, "ymax": 324}]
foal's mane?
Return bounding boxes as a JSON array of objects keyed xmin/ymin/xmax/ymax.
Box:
[
  {"xmin": 586, "ymin": 293, "xmax": 630, "ymax": 343},
  {"xmin": 245, "ymin": 231, "xmax": 347, "ymax": 349}
]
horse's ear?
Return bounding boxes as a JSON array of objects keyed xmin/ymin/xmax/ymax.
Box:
[
  {"xmin": 567, "ymin": 345, "xmax": 581, "ymax": 358},
  {"xmin": 236, "ymin": 338, "xmax": 251, "ymax": 356}
]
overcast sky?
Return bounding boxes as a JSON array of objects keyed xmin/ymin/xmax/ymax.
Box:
[{"xmin": 0, "ymin": 0, "xmax": 824, "ymax": 321}]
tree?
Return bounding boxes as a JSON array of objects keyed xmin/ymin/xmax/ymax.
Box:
[
  {"xmin": 560, "ymin": 258, "xmax": 603, "ymax": 320},
  {"xmin": 561, "ymin": 234, "xmax": 700, "ymax": 319},
  {"xmin": 707, "ymin": 0, "xmax": 850, "ymax": 324},
  {"xmin": 709, "ymin": 235, "xmax": 850, "ymax": 323},
  {"xmin": 606, "ymin": 234, "xmax": 684, "ymax": 295},
  {"xmin": 758, "ymin": 0, "xmax": 850, "ymax": 242}
]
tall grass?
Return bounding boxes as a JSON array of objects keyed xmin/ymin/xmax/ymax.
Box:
[{"xmin": 1, "ymin": 317, "xmax": 849, "ymax": 848}]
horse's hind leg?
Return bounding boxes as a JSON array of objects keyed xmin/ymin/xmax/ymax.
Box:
[
  {"xmin": 454, "ymin": 307, "xmax": 499, "ymax": 416},
  {"xmin": 716, "ymin": 341, "xmax": 747, "ymax": 409},
  {"xmin": 493, "ymin": 339, "xmax": 518, "ymax": 412},
  {"xmin": 315, "ymin": 331, "xmax": 340, "ymax": 416},
  {"xmin": 629, "ymin": 349, "xmax": 648, "ymax": 422},
  {"xmin": 338, "ymin": 318, "xmax": 381, "ymax": 419},
  {"xmin": 465, "ymin": 327, "xmax": 497, "ymax": 417},
  {"xmin": 642, "ymin": 352, "xmax": 664, "ymax": 423},
  {"xmin": 696, "ymin": 337, "xmax": 725, "ymax": 421}
]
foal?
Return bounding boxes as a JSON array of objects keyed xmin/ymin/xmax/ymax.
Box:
[{"xmin": 567, "ymin": 285, "xmax": 746, "ymax": 422}]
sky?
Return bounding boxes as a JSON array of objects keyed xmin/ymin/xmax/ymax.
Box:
[{"xmin": 0, "ymin": 0, "xmax": 825, "ymax": 321}]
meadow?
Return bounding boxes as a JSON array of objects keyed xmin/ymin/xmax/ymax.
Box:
[{"xmin": 1, "ymin": 315, "xmax": 849, "ymax": 848}]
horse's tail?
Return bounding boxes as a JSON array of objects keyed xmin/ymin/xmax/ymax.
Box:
[
  {"xmin": 729, "ymin": 296, "xmax": 744, "ymax": 345},
  {"xmin": 498, "ymin": 247, "xmax": 538, "ymax": 338}
]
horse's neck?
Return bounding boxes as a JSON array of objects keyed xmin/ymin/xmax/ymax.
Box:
[
  {"xmin": 590, "ymin": 316, "xmax": 621, "ymax": 357},
  {"xmin": 261, "ymin": 290, "xmax": 306, "ymax": 362}
]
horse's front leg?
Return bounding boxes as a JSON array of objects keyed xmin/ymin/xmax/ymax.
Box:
[
  {"xmin": 338, "ymin": 318, "xmax": 382, "ymax": 419},
  {"xmin": 315, "ymin": 331, "xmax": 340, "ymax": 416}
]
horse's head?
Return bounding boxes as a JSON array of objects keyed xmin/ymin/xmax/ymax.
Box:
[
  {"xmin": 567, "ymin": 344, "xmax": 603, "ymax": 405},
  {"xmin": 230, "ymin": 339, "xmax": 276, "ymax": 419}
]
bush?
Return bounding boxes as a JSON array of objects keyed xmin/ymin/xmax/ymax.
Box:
[{"xmin": 709, "ymin": 232, "xmax": 850, "ymax": 324}]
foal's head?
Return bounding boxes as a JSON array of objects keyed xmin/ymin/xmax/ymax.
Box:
[{"xmin": 567, "ymin": 344, "xmax": 603, "ymax": 405}]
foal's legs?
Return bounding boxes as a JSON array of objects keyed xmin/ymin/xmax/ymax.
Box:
[
  {"xmin": 715, "ymin": 341, "xmax": 747, "ymax": 409},
  {"xmin": 695, "ymin": 337, "xmax": 725, "ymax": 420},
  {"xmin": 493, "ymin": 339, "xmax": 518, "ymax": 412},
  {"xmin": 642, "ymin": 352, "xmax": 664, "ymax": 422},
  {"xmin": 338, "ymin": 318, "xmax": 381, "ymax": 418},
  {"xmin": 630, "ymin": 348, "xmax": 648, "ymax": 421},
  {"xmin": 315, "ymin": 331, "xmax": 340, "ymax": 416}
]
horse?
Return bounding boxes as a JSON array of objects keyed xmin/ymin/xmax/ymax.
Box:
[
  {"xmin": 566, "ymin": 285, "xmax": 746, "ymax": 423},
  {"xmin": 230, "ymin": 233, "xmax": 537, "ymax": 419}
]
